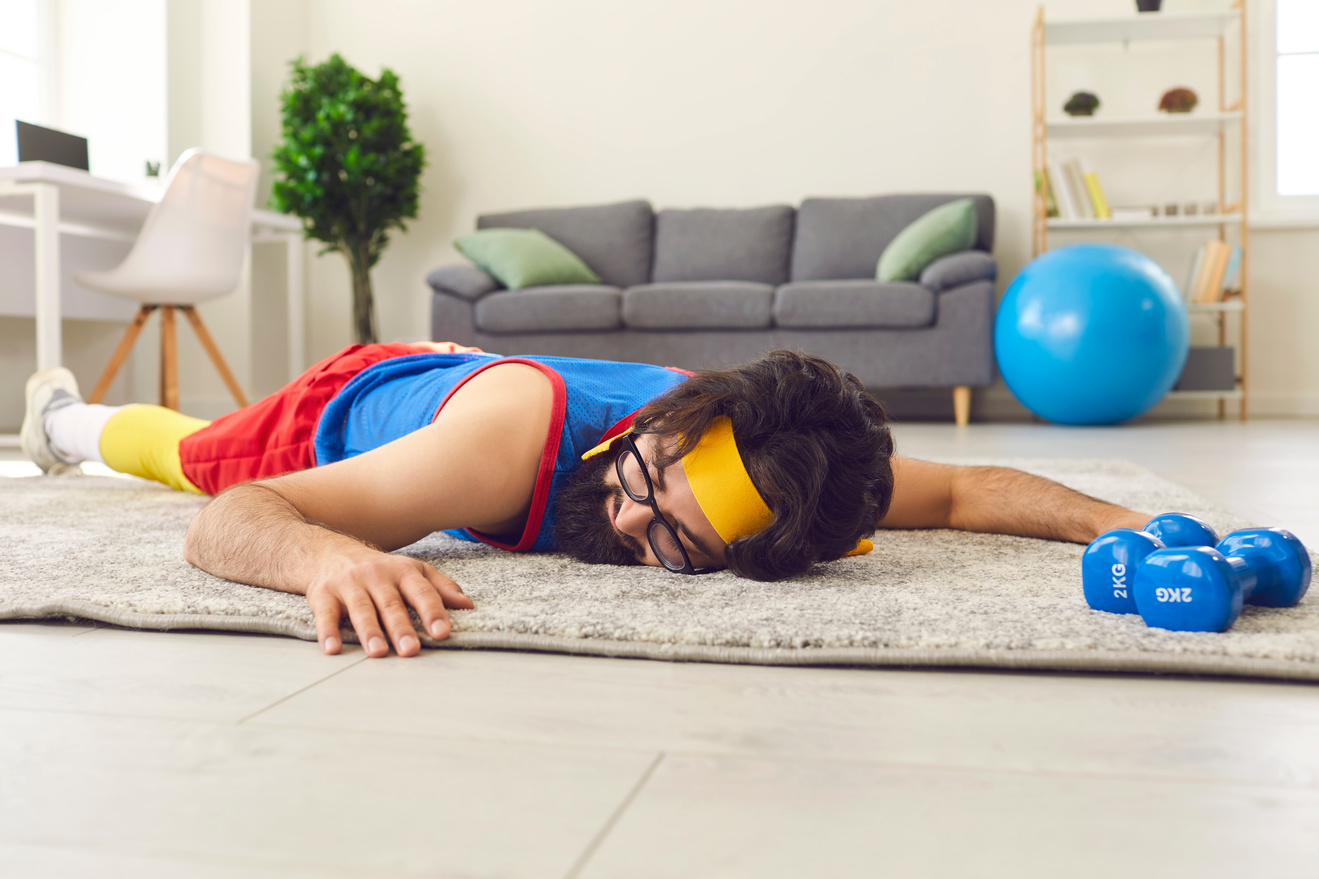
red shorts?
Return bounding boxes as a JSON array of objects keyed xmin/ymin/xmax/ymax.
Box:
[{"xmin": 179, "ymin": 343, "xmax": 451, "ymax": 495}]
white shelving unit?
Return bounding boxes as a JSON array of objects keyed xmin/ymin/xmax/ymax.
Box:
[{"xmin": 1031, "ymin": 3, "xmax": 1250, "ymax": 418}]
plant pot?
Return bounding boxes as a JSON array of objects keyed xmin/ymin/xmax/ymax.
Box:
[{"xmin": 1136, "ymin": 0, "xmax": 1162, "ymax": 12}]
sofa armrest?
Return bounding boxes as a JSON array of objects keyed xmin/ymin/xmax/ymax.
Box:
[
  {"xmin": 426, "ymin": 264, "xmax": 502, "ymax": 301},
  {"xmin": 920, "ymin": 251, "xmax": 997, "ymax": 293}
]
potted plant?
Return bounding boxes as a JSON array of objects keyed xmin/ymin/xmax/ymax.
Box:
[{"xmin": 270, "ymin": 54, "xmax": 426, "ymax": 345}]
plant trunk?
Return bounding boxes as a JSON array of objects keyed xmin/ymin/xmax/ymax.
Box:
[{"xmin": 346, "ymin": 245, "xmax": 377, "ymax": 345}]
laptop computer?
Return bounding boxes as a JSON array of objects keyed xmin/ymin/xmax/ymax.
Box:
[{"xmin": 16, "ymin": 120, "xmax": 89, "ymax": 171}]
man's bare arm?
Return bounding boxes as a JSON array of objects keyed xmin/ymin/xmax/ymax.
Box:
[
  {"xmin": 182, "ymin": 363, "xmax": 552, "ymax": 657},
  {"xmin": 183, "ymin": 481, "xmax": 471, "ymax": 658},
  {"xmin": 879, "ymin": 457, "xmax": 1148, "ymax": 543}
]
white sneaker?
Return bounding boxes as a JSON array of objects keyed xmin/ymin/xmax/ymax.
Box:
[{"xmin": 21, "ymin": 368, "xmax": 84, "ymax": 474}]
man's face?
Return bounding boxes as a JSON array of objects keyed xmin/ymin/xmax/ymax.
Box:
[{"xmin": 553, "ymin": 434, "xmax": 728, "ymax": 570}]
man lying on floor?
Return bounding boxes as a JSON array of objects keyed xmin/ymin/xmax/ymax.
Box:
[{"xmin": 22, "ymin": 342, "xmax": 1148, "ymax": 658}]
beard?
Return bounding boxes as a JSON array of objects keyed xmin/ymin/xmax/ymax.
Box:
[{"xmin": 553, "ymin": 450, "xmax": 645, "ymax": 566}]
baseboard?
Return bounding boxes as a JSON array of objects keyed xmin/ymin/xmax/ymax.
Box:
[
  {"xmin": 877, "ymin": 386, "xmax": 1319, "ymax": 423},
  {"xmin": 1242, "ymin": 391, "xmax": 1319, "ymax": 417}
]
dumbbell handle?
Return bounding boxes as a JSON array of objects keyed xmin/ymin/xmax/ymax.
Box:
[{"xmin": 1135, "ymin": 528, "xmax": 1311, "ymax": 632}]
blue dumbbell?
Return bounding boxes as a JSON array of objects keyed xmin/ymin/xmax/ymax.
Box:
[
  {"xmin": 1082, "ymin": 513, "xmax": 1218, "ymax": 614},
  {"xmin": 1134, "ymin": 528, "xmax": 1312, "ymax": 632}
]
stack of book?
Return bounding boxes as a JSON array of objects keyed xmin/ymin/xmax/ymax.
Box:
[
  {"xmin": 1035, "ymin": 158, "xmax": 1109, "ymax": 220},
  {"xmin": 1183, "ymin": 240, "xmax": 1242, "ymax": 304}
]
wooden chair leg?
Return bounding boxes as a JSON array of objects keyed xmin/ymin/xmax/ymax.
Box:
[
  {"xmin": 160, "ymin": 306, "xmax": 179, "ymax": 410},
  {"xmin": 953, "ymin": 386, "xmax": 971, "ymax": 427},
  {"xmin": 88, "ymin": 305, "xmax": 157, "ymax": 404},
  {"xmin": 181, "ymin": 306, "xmax": 249, "ymax": 408}
]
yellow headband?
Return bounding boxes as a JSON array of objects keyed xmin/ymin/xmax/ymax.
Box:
[
  {"xmin": 581, "ymin": 417, "xmax": 873, "ymax": 555},
  {"xmin": 581, "ymin": 416, "xmax": 770, "ymax": 543},
  {"xmin": 681, "ymin": 417, "xmax": 774, "ymax": 544}
]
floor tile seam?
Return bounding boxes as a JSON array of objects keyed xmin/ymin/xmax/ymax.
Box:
[
  {"xmin": 2, "ymin": 835, "xmax": 372, "ymax": 878},
  {"xmin": 563, "ymin": 751, "xmax": 665, "ymax": 879},
  {"xmin": 628, "ymin": 746, "xmax": 1319, "ymax": 793},
  {"xmin": 241, "ymin": 717, "xmax": 669, "ymax": 757},
  {"xmin": 235, "ymin": 656, "xmax": 368, "ymax": 724},
  {"xmin": 0, "ymin": 702, "xmax": 261, "ymax": 727},
  {"xmin": 229, "ymin": 720, "xmax": 1319, "ymax": 793}
]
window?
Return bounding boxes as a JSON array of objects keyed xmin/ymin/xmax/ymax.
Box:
[
  {"xmin": 1257, "ymin": 0, "xmax": 1319, "ymax": 216},
  {"xmin": 0, "ymin": 0, "xmax": 55, "ymax": 166}
]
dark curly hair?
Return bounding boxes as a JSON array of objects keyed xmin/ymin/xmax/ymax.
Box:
[{"xmin": 632, "ymin": 350, "xmax": 895, "ymax": 581}]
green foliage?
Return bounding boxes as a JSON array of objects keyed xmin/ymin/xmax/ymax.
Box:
[{"xmin": 270, "ymin": 54, "xmax": 427, "ymax": 342}]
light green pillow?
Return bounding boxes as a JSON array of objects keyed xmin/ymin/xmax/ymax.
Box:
[
  {"xmin": 454, "ymin": 228, "xmax": 601, "ymax": 290},
  {"xmin": 876, "ymin": 198, "xmax": 978, "ymax": 283}
]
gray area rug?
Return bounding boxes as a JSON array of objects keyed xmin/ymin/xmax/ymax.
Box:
[{"xmin": 2, "ymin": 460, "xmax": 1317, "ymax": 682}]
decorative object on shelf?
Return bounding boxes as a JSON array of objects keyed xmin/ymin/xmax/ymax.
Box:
[
  {"xmin": 1158, "ymin": 87, "xmax": 1199, "ymax": 114},
  {"xmin": 994, "ymin": 243, "xmax": 1189, "ymax": 425},
  {"xmin": 270, "ymin": 53, "xmax": 427, "ymax": 345},
  {"xmin": 1111, "ymin": 206, "xmax": 1156, "ymax": 221},
  {"xmin": 1174, "ymin": 347, "xmax": 1236, "ymax": 392},
  {"xmin": 1063, "ymin": 91, "xmax": 1100, "ymax": 117},
  {"xmin": 144, "ymin": 160, "xmax": 161, "ymax": 179},
  {"xmin": 1136, "ymin": 0, "xmax": 1163, "ymax": 12}
]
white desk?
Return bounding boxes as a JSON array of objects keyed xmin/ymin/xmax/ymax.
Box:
[{"xmin": 0, "ymin": 161, "xmax": 307, "ymax": 381}]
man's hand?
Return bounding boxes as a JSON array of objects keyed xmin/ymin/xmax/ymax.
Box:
[{"xmin": 306, "ymin": 549, "xmax": 475, "ymax": 657}]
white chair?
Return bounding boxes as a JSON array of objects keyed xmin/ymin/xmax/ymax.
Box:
[{"xmin": 78, "ymin": 149, "xmax": 260, "ymax": 410}]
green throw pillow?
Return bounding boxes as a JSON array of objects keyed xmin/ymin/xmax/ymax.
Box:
[
  {"xmin": 876, "ymin": 198, "xmax": 978, "ymax": 282},
  {"xmin": 454, "ymin": 228, "xmax": 601, "ymax": 290}
]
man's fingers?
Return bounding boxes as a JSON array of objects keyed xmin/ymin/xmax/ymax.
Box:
[
  {"xmin": 366, "ymin": 579, "xmax": 423, "ymax": 657},
  {"xmin": 398, "ymin": 573, "xmax": 453, "ymax": 641},
  {"xmin": 421, "ymin": 565, "xmax": 476, "ymax": 611},
  {"xmin": 342, "ymin": 589, "xmax": 392, "ymax": 658},
  {"xmin": 307, "ymin": 586, "xmax": 345, "ymax": 655}
]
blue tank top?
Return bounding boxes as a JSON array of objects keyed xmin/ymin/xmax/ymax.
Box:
[{"xmin": 313, "ymin": 352, "xmax": 690, "ymax": 552}]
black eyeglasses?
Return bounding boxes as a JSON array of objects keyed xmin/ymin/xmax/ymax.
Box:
[{"xmin": 615, "ymin": 434, "xmax": 720, "ymax": 575}]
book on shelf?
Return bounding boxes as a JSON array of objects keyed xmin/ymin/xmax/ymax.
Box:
[
  {"xmin": 1220, "ymin": 245, "xmax": 1242, "ymax": 295},
  {"xmin": 1079, "ymin": 158, "xmax": 1111, "ymax": 220},
  {"xmin": 1185, "ymin": 240, "xmax": 1238, "ymax": 304},
  {"xmin": 1183, "ymin": 245, "xmax": 1206, "ymax": 302},
  {"xmin": 1046, "ymin": 158, "xmax": 1080, "ymax": 219},
  {"xmin": 1034, "ymin": 169, "xmax": 1059, "ymax": 218},
  {"xmin": 1061, "ymin": 159, "xmax": 1095, "ymax": 219}
]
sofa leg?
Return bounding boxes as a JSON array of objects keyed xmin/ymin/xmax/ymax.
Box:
[{"xmin": 952, "ymin": 386, "xmax": 971, "ymax": 427}]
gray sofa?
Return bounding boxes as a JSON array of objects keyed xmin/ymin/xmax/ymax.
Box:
[{"xmin": 428, "ymin": 194, "xmax": 997, "ymax": 424}]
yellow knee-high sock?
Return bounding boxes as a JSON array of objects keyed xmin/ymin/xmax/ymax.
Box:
[{"xmin": 100, "ymin": 405, "xmax": 212, "ymax": 494}]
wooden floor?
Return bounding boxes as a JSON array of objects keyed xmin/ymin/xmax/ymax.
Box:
[{"xmin": 2, "ymin": 418, "xmax": 1318, "ymax": 878}]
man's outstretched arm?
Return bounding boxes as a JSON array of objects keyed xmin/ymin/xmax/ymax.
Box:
[
  {"xmin": 184, "ymin": 363, "xmax": 553, "ymax": 657},
  {"xmin": 184, "ymin": 480, "xmax": 474, "ymax": 658},
  {"xmin": 878, "ymin": 457, "xmax": 1148, "ymax": 543}
]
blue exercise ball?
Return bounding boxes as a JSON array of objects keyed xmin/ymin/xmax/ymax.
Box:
[{"xmin": 995, "ymin": 244, "xmax": 1190, "ymax": 425}]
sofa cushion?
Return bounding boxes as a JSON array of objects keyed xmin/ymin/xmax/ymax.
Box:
[
  {"xmin": 622, "ymin": 282, "xmax": 774, "ymax": 330},
  {"xmin": 474, "ymin": 286, "xmax": 622, "ymax": 334},
  {"xmin": 791, "ymin": 194, "xmax": 995, "ymax": 282},
  {"xmin": 651, "ymin": 205, "xmax": 794, "ymax": 285},
  {"xmin": 477, "ymin": 200, "xmax": 653, "ymax": 289},
  {"xmin": 426, "ymin": 264, "xmax": 500, "ymax": 301},
  {"xmin": 773, "ymin": 281, "xmax": 935, "ymax": 329},
  {"xmin": 454, "ymin": 228, "xmax": 601, "ymax": 290},
  {"xmin": 877, "ymin": 198, "xmax": 978, "ymax": 282},
  {"xmin": 919, "ymin": 250, "xmax": 998, "ymax": 292}
]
